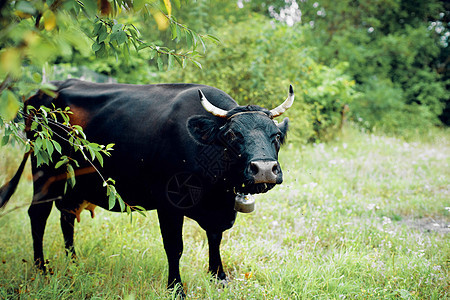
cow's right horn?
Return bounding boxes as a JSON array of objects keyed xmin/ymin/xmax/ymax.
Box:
[
  {"xmin": 199, "ymin": 90, "xmax": 229, "ymax": 118},
  {"xmin": 270, "ymin": 85, "xmax": 294, "ymax": 118}
]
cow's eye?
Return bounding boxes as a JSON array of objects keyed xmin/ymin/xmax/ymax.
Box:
[
  {"xmin": 273, "ymin": 133, "xmax": 281, "ymax": 150},
  {"xmin": 223, "ymin": 129, "xmax": 236, "ymax": 142},
  {"xmin": 275, "ymin": 133, "xmax": 281, "ymax": 143},
  {"xmin": 234, "ymin": 131, "xmax": 244, "ymax": 140}
]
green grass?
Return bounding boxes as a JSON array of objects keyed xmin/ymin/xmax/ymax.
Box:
[{"xmin": 1, "ymin": 127, "xmax": 448, "ymax": 299}]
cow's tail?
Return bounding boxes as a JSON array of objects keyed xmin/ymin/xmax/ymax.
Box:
[{"xmin": 0, "ymin": 151, "xmax": 31, "ymax": 209}]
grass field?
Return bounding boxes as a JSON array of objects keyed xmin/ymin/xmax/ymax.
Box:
[{"xmin": 0, "ymin": 127, "xmax": 448, "ymax": 299}]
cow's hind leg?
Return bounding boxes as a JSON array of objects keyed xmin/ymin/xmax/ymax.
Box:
[
  {"xmin": 60, "ymin": 210, "xmax": 77, "ymax": 260},
  {"xmin": 28, "ymin": 201, "xmax": 53, "ymax": 271},
  {"xmin": 157, "ymin": 209, "xmax": 185, "ymax": 297},
  {"xmin": 207, "ymin": 231, "xmax": 227, "ymax": 281}
]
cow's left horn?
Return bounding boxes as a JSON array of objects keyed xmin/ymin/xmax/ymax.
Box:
[
  {"xmin": 198, "ymin": 90, "xmax": 228, "ymax": 118},
  {"xmin": 270, "ymin": 85, "xmax": 294, "ymax": 118}
]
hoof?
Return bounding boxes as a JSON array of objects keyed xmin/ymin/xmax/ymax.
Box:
[
  {"xmin": 168, "ymin": 283, "xmax": 185, "ymax": 299},
  {"xmin": 65, "ymin": 247, "xmax": 77, "ymax": 261},
  {"xmin": 210, "ymin": 272, "xmax": 228, "ymax": 287},
  {"xmin": 217, "ymin": 277, "xmax": 230, "ymax": 288},
  {"xmin": 34, "ymin": 258, "xmax": 48, "ymax": 273}
]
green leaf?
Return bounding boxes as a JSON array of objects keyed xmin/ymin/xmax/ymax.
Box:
[
  {"xmin": 174, "ymin": 55, "xmax": 183, "ymax": 68},
  {"xmin": 34, "ymin": 137, "xmax": 42, "ymax": 152},
  {"xmin": 92, "ymin": 42, "xmax": 102, "ymax": 52},
  {"xmin": 149, "ymin": 48, "xmax": 157, "ymax": 59},
  {"xmin": 36, "ymin": 150, "xmax": 49, "ymax": 167},
  {"xmin": 119, "ymin": 197, "xmax": 125, "ymax": 212},
  {"xmin": 95, "ymin": 150, "xmax": 104, "ymax": 166},
  {"xmin": 52, "ymin": 140, "xmax": 62, "ymax": 154},
  {"xmin": 72, "ymin": 158, "xmax": 80, "ymax": 168},
  {"xmin": 199, "ymin": 36, "xmax": 206, "ymax": 53},
  {"xmin": 168, "ymin": 54, "xmax": 174, "ymax": 70},
  {"xmin": 134, "ymin": 205, "xmax": 146, "ymax": 211},
  {"xmin": 93, "ymin": 22, "xmax": 102, "ymax": 35},
  {"xmin": 109, "ymin": 31, "xmax": 118, "ymax": 42},
  {"xmin": 112, "ymin": 23, "xmax": 123, "ymax": 32},
  {"xmin": 109, "ymin": 41, "xmax": 119, "ymax": 56},
  {"xmin": 128, "ymin": 206, "xmax": 132, "ymax": 222},
  {"xmin": 117, "ymin": 30, "xmax": 128, "ymax": 45},
  {"xmin": 31, "ymin": 120, "xmax": 39, "ymax": 131},
  {"xmin": 36, "ymin": 152, "xmax": 43, "ymax": 167},
  {"xmin": 0, "ymin": 90, "xmax": 20, "ymax": 121},
  {"xmin": 123, "ymin": 42, "xmax": 131, "ymax": 57},
  {"xmin": 136, "ymin": 210, "xmax": 147, "ymax": 217},
  {"xmin": 186, "ymin": 30, "xmax": 193, "ymax": 49},
  {"xmin": 45, "ymin": 139, "xmax": 54, "ymax": 158},
  {"xmin": 73, "ymin": 125, "xmax": 85, "ymax": 138},
  {"xmin": 170, "ymin": 23, "xmax": 177, "ymax": 40},
  {"xmin": 67, "ymin": 164, "xmax": 76, "ymax": 188},
  {"xmin": 191, "ymin": 59, "xmax": 202, "ymax": 69},
  {"xmin": 55, "ymin": 159, "xmax": 67, "ymax": 169},
  {"xmin": 1, "ymin": 135, "xmax": 9, "ymax": 146},
  {"xmin": 205, "ymin": 34, "xmax": 221, "ymax": 44},
  {"xmin": 157, "ymin": 56, "xmax": 163, "ymax": 71},
  {"xmin": 108, "ymin": 190, "xmax": 116, "ymax": 210},
  {"xmin": 176, "ymin": 24, "xmax": 182, "ymax": 43},
  {"xmin": 88, "ymin": 146, "xmax": 95, "ymax": 161},
  {"xmin": 98, "ymin": 26, "xmax": 108, "ymax": 43}
]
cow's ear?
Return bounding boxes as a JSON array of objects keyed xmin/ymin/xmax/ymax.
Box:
[
  {"xmin": 277, "ymin": 117, "xmax": 289, "ymax": 144},
  {"xmin": 187, "ymin": 116, "xmax": 220, "ymax": 144}
]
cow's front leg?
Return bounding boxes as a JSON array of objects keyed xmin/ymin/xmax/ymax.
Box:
[
  {"xmin": 28, "ymin": 201, "xmax": 53, "ymax": 271},
  {"xmin": 207, "ymin": 231, "xmax": 227, "ymax": 281},
  {"xmin": 60, "ymin": 210, "xmax": 77, "ymax": 260},
  {"xmin": 157, "ymin": 209, "xmax": 185, "ymax": 296}
]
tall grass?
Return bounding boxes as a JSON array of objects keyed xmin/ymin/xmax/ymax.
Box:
[{"xmin": 0, "ymin": 127, "xmax": 448, "ymax": 299}]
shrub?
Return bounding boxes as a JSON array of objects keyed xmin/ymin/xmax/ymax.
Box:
[{"xmin": 156, "ymin": 17, "xmax": 357, "ymax": 143}]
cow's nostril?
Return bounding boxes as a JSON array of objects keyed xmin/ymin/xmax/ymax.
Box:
[
  {"xmin": 250, "ymin": 162, "xmax": 259, "ymax": 175},
  {"xmin": 272, "ymin": 163, "xmax": 278, "ymax": 175}
]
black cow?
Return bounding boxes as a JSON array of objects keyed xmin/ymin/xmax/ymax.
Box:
[{"xmin": 0, "ymin": 79, "xmax": 293, "ymax": 295}]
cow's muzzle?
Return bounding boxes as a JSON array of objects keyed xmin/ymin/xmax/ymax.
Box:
[{"xmin": 248, "ymin": 160, "xmax": 282, "ymax": 184}]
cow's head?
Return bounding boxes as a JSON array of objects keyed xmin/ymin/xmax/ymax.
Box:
[{"xmin": 188, "ymin": 86, "xmax": 294, "ymax": 194}]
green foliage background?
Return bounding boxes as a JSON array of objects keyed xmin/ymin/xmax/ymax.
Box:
[{"xmin": 2, "ymin": 0, "xmax": 448, "ymax": 143}]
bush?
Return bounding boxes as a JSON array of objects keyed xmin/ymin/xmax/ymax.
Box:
[
  {"xmin": 351, "ymin": 77, "xmax": 441, "ymax": 136},
  {"xmin": 156, "ymin": 16, "xmax": 357, "ymax": 143}
]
